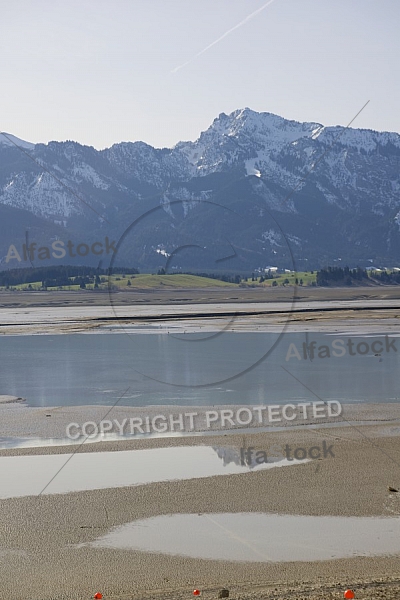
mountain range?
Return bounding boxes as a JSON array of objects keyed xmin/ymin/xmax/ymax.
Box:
[{"xmin": 1, "ymin": 108, "xmax": 400, "ymax": 273}]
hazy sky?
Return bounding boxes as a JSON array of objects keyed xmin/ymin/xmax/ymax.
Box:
[{"xmin": 1, "ymin": 0, "xmax": 399, "ymax": 149}]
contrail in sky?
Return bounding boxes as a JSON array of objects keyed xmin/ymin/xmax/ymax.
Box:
[{"xmin": 171, "ymin": 0, "xmax": 279, "ymax": 73}]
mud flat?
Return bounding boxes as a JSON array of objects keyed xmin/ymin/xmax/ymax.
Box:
[
  {"xmin": 0, "ymin": 298, "xmax": 399, "ymax": 335},
  {"xmin": 0, "ymin": 401, "xmax": 400, "ymax": 446},
  {"xmin": 1, "ymin": 285, "xmax": 400, "ymax": 309},
  {"xmin": 0, "ymin": 401, "xmax": 399, "ymax": 599}
]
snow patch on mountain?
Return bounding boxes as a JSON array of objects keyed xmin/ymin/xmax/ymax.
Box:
[
  {"xmin": 160, "ymin": 194, "xmax": 175, "ymax": 218},
  {"xmin": 317, "ymin": 127, "xmax": 400, "ymax": 153},
  {"xmin": 0, "ymin": 133, "xmax": 35, "ymax": 150},
  {"xmin": 1, "ymin": 172, "xmax": 82, "ymax": 220},
  {"xmin": 245, "ymin": 156, "xmax": 262, "ymax": 177},
  {"xmin": 72, "ymin": 164, "xmax": 110, "ymax": 190},
  {"xmin": 287, "ymin": 234, "xmax": 302, "ymax": 247},
  {"xmin": 262, "ymin": 229, "xmax": 283, "ymax": 247}
]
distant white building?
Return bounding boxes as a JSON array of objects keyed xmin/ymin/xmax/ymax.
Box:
[{"xmin": 264, "ymin": 266, "xmax": 278, "ymax": 272}]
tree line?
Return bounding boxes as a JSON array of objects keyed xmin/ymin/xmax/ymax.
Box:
[
  {"xmin": 2, "ymin": 263, "xmax": 400, "ymax": 289},
  {"xmin": 316, "ymin": 266, "xmax": 400, "ymax": 286},
  {"xmin": 0, "ymin": 265, "xmax": 139, "ymax": 288}
]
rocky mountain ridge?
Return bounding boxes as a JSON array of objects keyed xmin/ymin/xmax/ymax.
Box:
[{"xmin": 1, "ymin": 108, "xmax": 400, "ymax": 271}]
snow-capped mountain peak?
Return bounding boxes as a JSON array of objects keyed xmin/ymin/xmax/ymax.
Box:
[
  {"xmin": 205, "ymin": 107, "xmax": 322, "ymax": 142},
  {"xmin": 1, "ymin": 108, "xmax": 400, "ymax": 269}
]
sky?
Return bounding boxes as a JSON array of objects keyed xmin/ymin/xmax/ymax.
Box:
[{"xmin": 1, "ymin": 0, "xmax": 399, "ymax": 149}]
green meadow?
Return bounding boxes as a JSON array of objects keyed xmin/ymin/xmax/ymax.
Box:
[{"xmin": 0, "ymin": 271, "xmax": 318, "ymax": 292}]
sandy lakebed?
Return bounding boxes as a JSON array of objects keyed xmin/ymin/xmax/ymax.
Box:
[
  {"xmin": 0, "ymin": 289, "xmax": 399, "ymax": 599},
  {"xmin": 0, "ymin": 400, "xmax": 400, "ymax": 600}
]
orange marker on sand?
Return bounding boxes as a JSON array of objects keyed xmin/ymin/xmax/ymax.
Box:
[
  {"xmin": 344, "ymin": 590, "xmax": 355, "ymax": 599},
  {"xmin": 193, "ymin": 590, "xmax": 201, "ymax": 596},
  {"xmin": 94, "ymin": 593, "xmax": 103, "ymax": 599}
]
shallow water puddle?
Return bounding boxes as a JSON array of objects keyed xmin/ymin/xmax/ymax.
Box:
[
  {"xmin": 89, "ymin": 512, "xmax": 400, "ymax": 562},
  {"xmin": 0, "ymin": 446, "xmax": 306, "ymax": 498}
]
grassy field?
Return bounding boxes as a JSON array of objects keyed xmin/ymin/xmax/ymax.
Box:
[
  {"xmin": 240, "ymin": 271, "xmax": 316, "ymax": 287},
  {"xmin": 108, "ymin": 273, "xmax": 236, "ymax": 289},
  {"xmin": 0, "ymin": 271, "xmax": 319, "ymax": 291},
  {"xmin": 0, "ymin": 273, "xmax": 237, "ymax": 292}
]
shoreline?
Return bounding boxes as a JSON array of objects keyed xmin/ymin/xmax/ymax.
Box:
[
  {"xmin": 0, "ymin": 422, "xmax": 399, "ymax": 598},
  {"xmin": 1, "ymin": 401, "xmax": 400, "ymax": 451},
  {"xmin": 0, "ymin": 293, "xmax": 400, "ymax": 335},
  {"xmin": 1, "ymin": 284, "xmax": 400, "ymax": 308}
]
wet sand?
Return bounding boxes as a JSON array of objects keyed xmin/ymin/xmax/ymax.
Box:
[
  {"xmin": 1, "ymin": 400, "xmax": 400, "ymax": 445},
  {"xmin": 0, "ymin": 300, "xmax": 400, "ymax": 335},
  {"xmin": 1, "ymin": 285, "xmax": 400, "ymax": 309},
  {"xmin": 0, "ymin": 400, "xmax": 400, "ymax": 599}
]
